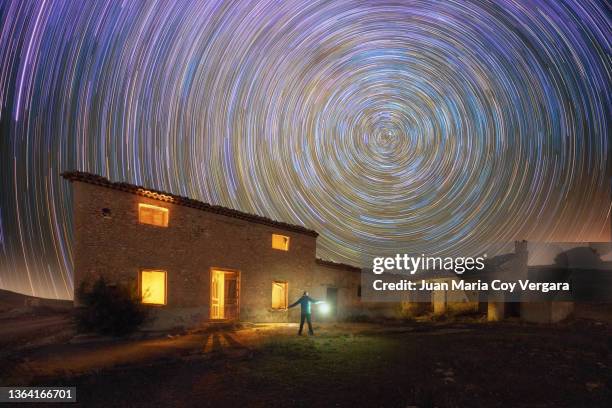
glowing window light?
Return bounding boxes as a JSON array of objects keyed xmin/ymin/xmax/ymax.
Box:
[
  {"xmin": 138, "ymin": 203, "xmax": 169, "ymax": 227},
  {"xmin": 271, "ymin": 281, "xmax": 288, "ymax": 309},
  {"xmin": 271, "ymin": 234, "xmax": 290, "ymax": 251},
  {"xmin": 141, "ymin": 270, "xmax": 167, "ymax": 305}
]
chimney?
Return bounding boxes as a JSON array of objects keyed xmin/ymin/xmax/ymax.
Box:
[
  {"xmin": 514, "ymin": 240, "xmax": 528, "ymax": 256},
  {"xmin": 514, "ymin": 240, "xmax": 529, "ymax": 280}
]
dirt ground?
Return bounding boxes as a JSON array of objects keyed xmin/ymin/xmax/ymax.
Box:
[{"xmin": 1, "ymin": 312, "xmax": 611, "ymax": 408}]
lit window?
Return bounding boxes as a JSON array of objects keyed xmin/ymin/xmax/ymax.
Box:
[
  {"xmin": 139, "ymin": 203, "xmax": 169, "ymax": 227},
  {"xmin": 141, "ymin": 270, "xmax": 167, "ymax": 305},
  {"xmin": 272, "ymin": 281, "xmax": 288, "ymax": 309},
  {"xmin": 272, "ymin": 234, "xmax": 290, "ymax": 251}
]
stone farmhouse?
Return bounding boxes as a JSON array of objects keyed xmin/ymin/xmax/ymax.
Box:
[{"xmin": 62, "ymin": 171, "xmax": 362, "ymax": 329}]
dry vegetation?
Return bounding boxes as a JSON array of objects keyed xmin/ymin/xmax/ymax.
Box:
[{"xmin": 1, "ymin": 290, "xmax": 610, "ymax": 407}]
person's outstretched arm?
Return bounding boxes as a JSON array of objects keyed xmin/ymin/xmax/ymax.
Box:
[
  {"xmin": 307, "ymin": 296, "xmax": 323, "ymax": 304},
  {"xmin": 288, "ymin": 298, "xmax": 301, "ymax": 308}
]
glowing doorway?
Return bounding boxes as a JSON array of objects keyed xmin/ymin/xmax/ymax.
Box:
[{"xmin": 210, "ymin": 269, "xmax": 240, "ymax": 320}]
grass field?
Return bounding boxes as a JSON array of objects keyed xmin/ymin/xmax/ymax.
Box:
[{"xmin": 3, "ymin": 316, "xmax": 610, "ymax": 407}]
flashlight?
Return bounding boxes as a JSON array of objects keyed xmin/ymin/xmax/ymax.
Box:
[{"xmin": 318, "ymin": 301, "xmax": 330, "ymax": 314}]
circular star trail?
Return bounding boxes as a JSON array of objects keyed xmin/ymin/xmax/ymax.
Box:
[{"xmin": 0, "ymin": 0, "xmax": 610, "ymax": 298}]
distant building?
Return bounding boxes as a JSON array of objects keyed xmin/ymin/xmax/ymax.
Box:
[
  {"xmin": 403, "ymin": 241, "xmax": 612, "ymax": 323},
  {"xmin": 62, "ymin": 171, "xmax": 362, "ymax": 329}
]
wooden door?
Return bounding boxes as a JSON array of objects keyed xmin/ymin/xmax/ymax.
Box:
[
  {"xmin": 224, "ymin": 272, "xmax": 239, "ymax": 320},
  {"xmin": 211, "ymin": 269, "xmax": 225, "ymax": 319}
]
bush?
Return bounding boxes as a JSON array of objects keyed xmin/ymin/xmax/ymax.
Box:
[{"xmin": 75, "ymin": 276, "xmax": 148, "ymax": 336}]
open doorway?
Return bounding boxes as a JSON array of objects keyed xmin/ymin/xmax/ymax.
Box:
[
  {"xmin": 326, "ymin": 287, "xmax": 338, "ymax": 317},
  {"xmin": 210, "ymin": 269, "xmax": 240, "ymax": 320}
]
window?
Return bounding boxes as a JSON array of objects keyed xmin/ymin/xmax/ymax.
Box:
[
  {"xmin": 271, "ymin": 281, "xmax": 288, "ymax": 309},
  {"xmin": 357, "ymin": 285, "xmax": 362, "ymax": 298},
  {"xmin": 138, "ymin": 203, "xmax": 169, "ymax": 227},
  {"xmin": 271, "ymin": 234, "xmax": 290, "ymax": 251},
  {"xmin": 140, "ymin": 270, "xmax": 167, "ymax": 305}
]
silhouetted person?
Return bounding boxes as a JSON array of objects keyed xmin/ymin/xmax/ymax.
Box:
[{"xmin": 288, "ymin": 291, "xmax": 320, "ymax": 335}]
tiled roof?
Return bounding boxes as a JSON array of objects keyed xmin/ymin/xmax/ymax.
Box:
[
  {"xmin": 61, "ymin": 171, "xmax": 318, "ymax": 237},
  {"xmin": 316, "ymin": 258, "xmax": 362, "ymax": 273}
]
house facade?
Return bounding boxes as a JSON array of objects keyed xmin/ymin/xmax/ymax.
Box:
[{"xmin": 63, "ymin": 171, "xmax": 362, "ymax": 329}]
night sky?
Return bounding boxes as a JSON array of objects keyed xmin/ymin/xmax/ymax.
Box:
[{"xmin": 0, "ymin": 0, "xmax": 610, "ymax": 299}]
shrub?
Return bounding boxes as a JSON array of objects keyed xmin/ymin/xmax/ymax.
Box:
[{"xmin": 75, "ymin": 276, "xmax": 148, "ymax": 336}]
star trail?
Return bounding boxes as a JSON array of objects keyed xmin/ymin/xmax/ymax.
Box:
[{"xmin": 0, "ymin": 0, "xmax": 610, "ymax": 299}]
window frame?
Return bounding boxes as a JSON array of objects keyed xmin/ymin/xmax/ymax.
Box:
[
  {"xmin": 139, "ymin": 269, "xmax": 168, "ymax": 306},
  {"xmin": 271, "ymin": 234, "xmax": 290, "ymax": 251},
  {"xmin": 271, "ymin": 280, "xmax": 288, "ymax": 310},
  {"xmin": 138, "ymin": 203, "xmax": 169, "ymax": 227}
]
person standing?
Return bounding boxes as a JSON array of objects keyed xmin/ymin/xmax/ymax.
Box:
[{"xmin": 288, "ymin": 291, "xmax": 321, "ymax": 335}]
